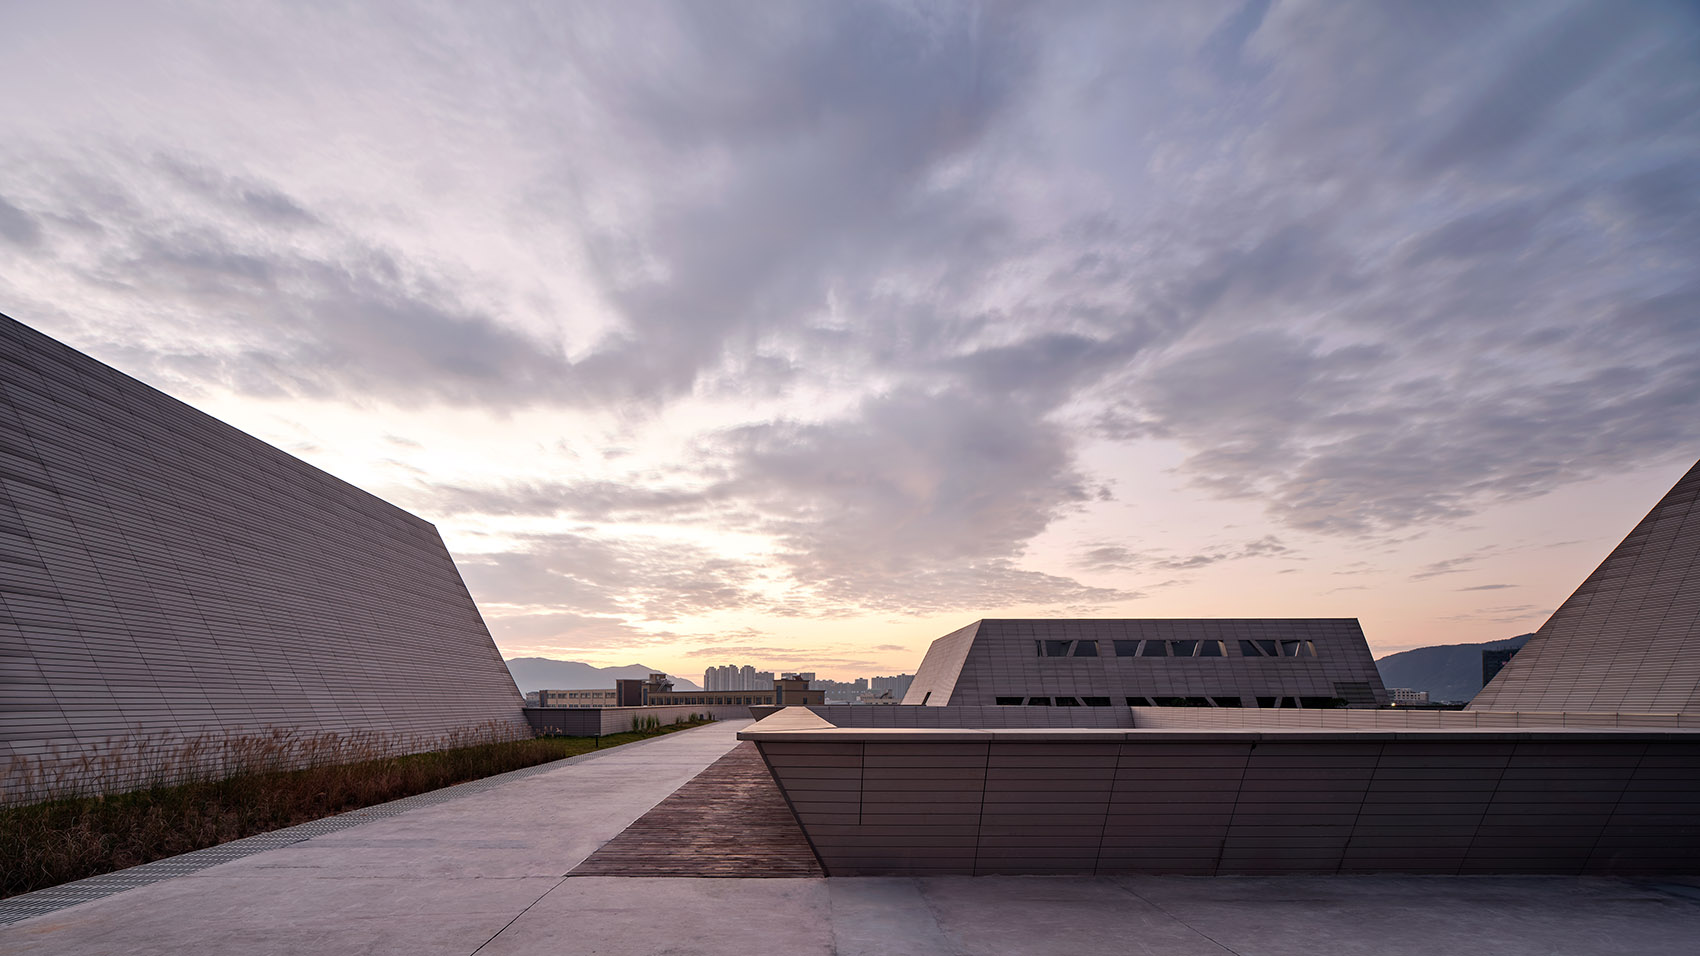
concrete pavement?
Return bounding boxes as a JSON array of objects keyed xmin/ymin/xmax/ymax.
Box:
[{"xmin": 4, "ymin": 717, "xmax": 1699, "ymax": 955}]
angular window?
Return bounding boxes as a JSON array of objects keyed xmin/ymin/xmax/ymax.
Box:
[
  {"xmin": 1114, "ymin": 640, "xmax": 1139, "ymax": 657},
  {"xmin": 1140, "ymin": 640, "xmax": 1168, "ymax": 657},
  {"xmin": 1039, "ymin": 640, "xmax": 1073, "ymax": 657},
  {"xmin": 1298, "ymin": 696, "xmax": 1345, "ymax": 709},
  {"xmin": 1184, "ymin": 696, "xmax": 1210, "ymax": 707},
  {"xmin": 1239, "ymin": 640, "xmax": 1265, "ymax": 657},
  {"xmin": 1198, "ymin": 640, "xmax": 1226, "ymax": 658},
  {"xmin": 1072, "ymin": 640, "xmax": 1099, "ymax": 657},
  {"xmin": 1256, "ymin": 696, "xmax": 1278, "ymax": 708},
  {"xmin": 1126, "ymin": 696, "xmax": 1152, "ymax": 706},
  {"xmin": 1171, "ymin": 640, "xmax": 1198, "ymax": 657},
  {"xmin": 996, "ymin": 696, "xmax": 1023, "ymax": 706},
  {"xmin": 1027, "ymin": 696, "xmax": 1051, "ymax": 706},
  {"xmin": 1083, "ymin": 696, "xmax": 1111, "ymax": 707},
  {"xmin": 1280, "ymin": 640, "xmax": 1308, "ymax": 657},
  {"xmin": 1210, "ymin": 696, "xmax": 1243, "ymax": 707},
  {"xmin": 1055, "ymin": 696, "xmax": 1081, "ymax": 706},
  {"xmin": 1304, "ymin": 640, "xmax": 1318, "ymax": 657}
]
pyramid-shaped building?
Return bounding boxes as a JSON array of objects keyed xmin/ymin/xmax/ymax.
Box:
[{"xmin": 1471, "ymin": 458, "xmax": 1700, "ymax": 713}]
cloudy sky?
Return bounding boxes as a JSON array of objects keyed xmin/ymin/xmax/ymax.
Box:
[{"xmin": 3, "ymin": 1, "xmax": 1697, "ymax": 680}]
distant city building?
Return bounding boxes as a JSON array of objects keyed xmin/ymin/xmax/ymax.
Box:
[
  {"xmin": 703, "ymin": 664, "xmax": 776, "ymax": 691},
  {"xmin": 1388, "ymin": 687, "xmax": 1430, "ymax": 705},
  {"xmin": 869, "ymin": 674, "xmax": 914, "ymax": 698},
  {"xmin": 1482, "ymin": 647, "xmax": 1520, "ymax": 688}
]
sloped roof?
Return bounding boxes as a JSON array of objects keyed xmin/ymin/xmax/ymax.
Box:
[{"xmin": 1471, "ymin": 458, "xmax": 1700, "ymax": 713}]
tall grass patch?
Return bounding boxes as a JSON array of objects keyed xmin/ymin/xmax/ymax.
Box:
[{"xmin": 2, "ymin": 717, "xmax": 713, "ymax": 899}]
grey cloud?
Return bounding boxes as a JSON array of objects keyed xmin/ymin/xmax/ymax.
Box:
[
  {"xmin": 3, "ymin": 1, "xmax": 1696, "ymax": 619},
  {"xmin": 1414, "ymin": 2, "xmax": 1646, "ymax": 175},
  {"xmin": 1073, "ymin": 535, "xmax": 1292, "ymax": 575},
  {"xmin": 1459, "ymin": 584, "xmax": 1518, "ymax": 591},
  {"xmin": 0, "ymin": 194, "xmax": 42, "ymax": 246},
  {"xmin": 459, "ymin": 532, "xmax": 761, "ymax": 621},
  {"xmin": 483, "ymin": 610, "xmax": 677, "ymax": 652},
  {"xmin": 417, "ymin": 479, "xmax": 714, "ymax": 523}
]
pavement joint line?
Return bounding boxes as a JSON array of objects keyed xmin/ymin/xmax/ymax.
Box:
[
  {"xmin": 0, "ymin": 727, "xmax": 715, "ymax": 927},
  {"xmin": 468, "ymin": 875, "xmax": 571, "ymax": 956},
  {"xmin": 1111, "ymin": 879, "xmax": 1245, "ymax": 956}
]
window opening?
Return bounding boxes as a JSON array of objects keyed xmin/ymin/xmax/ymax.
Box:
[
  {"xmin": 1071, "ymin": 640, "xmax": 1099, "ymax": 657},
  {"xmin": 1256, "ymin": 696, "xmax": 1278, "ymax": 708},
  {"xmin": 1172, "ymin": 640, "xmax": 1198, "ymax": 657},
  {"xmin": 996, "ymin": 696, "xmax": 1023, "ymax": 706},
  {"xmin": 1083, "ymin": 696, "xmax": 1111, "ymax": 707},
  {"xmin": 1198, "ymin": 640, "xmax": 1226, "ymax": 658},
  {"xmin": 1114, "ymin": 640, "xmax": 1139, "ymax": 657},
  {"xmin": 1210, "ymin": 696, "xmax": 1243, "ymax": 707},
  {"xmin": 1027, "ymin": 696, "xmax": 1052, "ymax": 706},
  {"xmin": 1054, "ymin": 696, "xmax": 1081, "ymax": 706},
  {"xmin": 1140, "ymin": 640, "xmax": 1168, "ymax": 657}
]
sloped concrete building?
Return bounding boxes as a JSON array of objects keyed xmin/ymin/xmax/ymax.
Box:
[
  {"xmin": 1470, "ymin": 457, "xmax": 1700, "ymax": 713},
  {"xmin": 745, "ymin": 457, "xmax": 1700, "ymax": 876},
  {"xmin": 903, "ymin": 618, "xmax": 1388, "ymax": 709},
  {"xmin": 1, "ymin": 314, "xmax": 529, "ymax": 799}
]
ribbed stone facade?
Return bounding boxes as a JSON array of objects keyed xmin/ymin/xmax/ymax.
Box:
[{"xmin": 1, "ymin": 314, "xmax": 528, "ymax": 799}]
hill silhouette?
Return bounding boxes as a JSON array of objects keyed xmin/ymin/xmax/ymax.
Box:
[
  {"xmin": 504, "ymin": 658, "xmax": 704, "ymax": 694},
  {"xmin": 1375, "ymin": 633, "xmax": 1534, "ymax": 703}
]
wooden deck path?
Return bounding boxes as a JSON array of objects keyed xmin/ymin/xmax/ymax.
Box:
[{"xmin": 568, "ymin": 741, "xmax": 825, "ymax": 877}]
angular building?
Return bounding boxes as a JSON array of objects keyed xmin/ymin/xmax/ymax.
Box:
[
  {"xmin": 1, "ymin": 314, "xmax": 529, "ymax": 800},
  {"xmin": 1469, "ymin": 457, "xmax": 1700, "ymax": 713},
  {"xmin": 903, "ymin": 618, "xmax": 1387, "ymax": 709},
  {"xmin": 744, "ymin": 458, "xmax": 1700, "ymax": 876}
]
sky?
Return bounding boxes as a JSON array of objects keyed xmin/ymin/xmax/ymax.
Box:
[{"xmin": 2, "ymin": 1, "xmax": 1697, "ymax": 682}]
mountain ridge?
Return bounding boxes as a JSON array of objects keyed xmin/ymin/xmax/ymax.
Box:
[
  {"xmin": 1374, "ymin": 633, "xmax": 1534, "ymax": 703},
  {"xmin": 504, "ymin": 657, "xmax": 704, "ymax": 694}
]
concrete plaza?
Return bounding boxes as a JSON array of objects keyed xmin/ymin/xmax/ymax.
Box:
[{"xmin": 3, "ymin": 719, "xmax": 1698, "ymax": 956}]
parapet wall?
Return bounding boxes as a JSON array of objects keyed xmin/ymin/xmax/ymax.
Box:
[
  {"xmin": 741, "ymin": 708, "xmax": 1700, "ymax": 876},
  {"xmin": 523, "ymin": 705, "xmax": 750, "ymax": 736}
]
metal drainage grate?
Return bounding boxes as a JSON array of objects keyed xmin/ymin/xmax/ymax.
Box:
[{"xmin": 0, "ymin": 750, "xmax": 595, "ymax": 926}]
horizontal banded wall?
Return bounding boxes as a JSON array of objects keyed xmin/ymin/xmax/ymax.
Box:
[
  {"xmin": 1, "ymin": 314, "xmax": 529, "ymax": 800},
  {"xmin": 755, "ymin": 733, "xmax": 1700, "ymax": 876}
]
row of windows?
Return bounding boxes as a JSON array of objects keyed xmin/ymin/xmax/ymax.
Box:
[
  {"xmin": 993, "ymin": 695, "xmax": 1349, "ymax": 708},
  {"xmin": 1034, "ymin": 639, "xmax": 1319, "ymax": 659}
]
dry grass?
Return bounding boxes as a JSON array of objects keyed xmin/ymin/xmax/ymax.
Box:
[{"xmin": 1, "ymin": 716, "xmax": 713, "ymax": 899}]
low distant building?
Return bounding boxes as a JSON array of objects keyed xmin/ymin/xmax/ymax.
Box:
[
  {"xmin": 533, "ymin": 689, "xmax": 620, "ymax": 708},
  {"xmin": 551, "ymin": 673, "xmax": 825, "ymax": 709},
  {"xmin": 1389, "ymin": 687, "xmax": 1430, "ymax": 705},
  {"xmin": 902, "ymin": 619, "xmax": 1388, "ymax": 708},
  {"xmin": 857, "ymin": 691, "xmax": 898, "ymax": 705}
]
